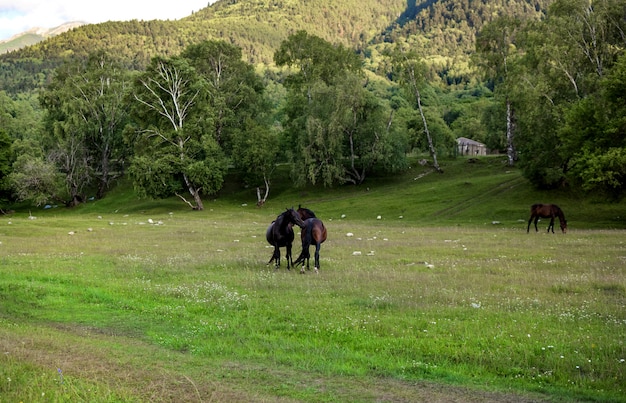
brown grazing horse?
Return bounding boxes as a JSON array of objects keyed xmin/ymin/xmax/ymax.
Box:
[
  {"xmin": 527, "ymin": 203, "xmax": 567, "ymax": 234},
  {"xmin": 293, "ymin": 217, "xmax": 327, "ymax": 273}
]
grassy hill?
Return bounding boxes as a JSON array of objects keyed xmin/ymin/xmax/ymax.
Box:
[{"xmin": 31, "ymin": 156, "xmax": 626, "ymax": 230}]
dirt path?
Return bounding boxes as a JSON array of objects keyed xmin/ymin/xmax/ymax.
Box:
[{"xmin": 1, "ymin": 326, "xmax": 552, "ymax": 402}]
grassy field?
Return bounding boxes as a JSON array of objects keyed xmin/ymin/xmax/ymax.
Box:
[{"xmin": 1, "ymin": 156, "xmax": 625, "ymax": 402}]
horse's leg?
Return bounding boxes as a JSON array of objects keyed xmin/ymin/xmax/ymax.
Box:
[
  {"xmin": 303, "ymin": 251, "xmax": 310, "ymax": 273},
  {"xmin": 314, "ymin": 243, "xmax": 321, "ymax": 273},
  {"xmin": 268, "ymin": 245, "xmax": 277, "ymax": 267},
  {"xmin": 548, "ymin": 217, "xmax": 555, "ymax": 233},
  {"xmin": 534, "ymin": 217, "xmax": 540, "ymax": 232},
  {"xmin": 527, "ymin": 216, "xmax": 533, "ymax": 233},
  {"xmin": 275, "ymin": 246, "xmax": 281, "ymax": 269},
  {"xmin": 299, "ymin": 248, "xmax": 310, "ymax": 274},
  {"xmin": 286, "ymin": 243, "xmax": 292, "ymax": 270}
]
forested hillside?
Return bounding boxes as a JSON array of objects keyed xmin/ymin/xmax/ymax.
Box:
[
  {"xmin": 0, "ymin": 0, "xmax": 625, "ymax": 211},
  {"xmin": 0, "ymin": 0, "xmax": 550, "ymax": 94}
]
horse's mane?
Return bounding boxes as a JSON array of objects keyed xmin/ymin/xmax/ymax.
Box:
[{"xmin": 298, "ymin": 205, "xmax": 316, "ymax": 218}]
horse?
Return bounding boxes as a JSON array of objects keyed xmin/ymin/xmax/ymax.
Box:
[
  {"xmin": 266, "ymin": 208, "xmax": 306, "ymax": 270},
  {"xmin": 293, "ymin": 217, "xmax": 327, "ymax": 274},
  {"xmin": 297, "ymin": 205, "xmax": 316, "ymax": 220},
  {"xmin": 527, "ymin": 203, "xmax": 567, "ymax": 234}
]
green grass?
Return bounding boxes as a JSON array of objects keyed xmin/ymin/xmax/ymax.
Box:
[{"xmin": 1, "ymin": 156, "xmax": 625, "ymax": 402}]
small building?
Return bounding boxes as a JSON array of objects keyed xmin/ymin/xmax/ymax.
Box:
[{"xmin": 457, "ymin": 137, "xmax": 487, "ymax": 156}]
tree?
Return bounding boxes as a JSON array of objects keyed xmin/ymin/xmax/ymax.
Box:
[
  {"xmin": 8, "ymin": 156, "xmax": 62, "ymax": 207},
  {"xmin": 74, "ymin": 52, "xmax": 131, "ymax": 199},
  {"xmin": 182, "ymin": 40, "xmax": 275, "ymax": 202},
  {"xmin": 0, "ymin": 129, "xmax": 13, "ymax": 204},
  {"xmin": 565, "ymin": 53, "xmax": 626, "ymax": 198},
  {"xmin": 387, "ymin": 45, "xmax": 443, "ymax": 173},
  {"xmin": 39, "ymin": 51, "xmax": 131, "ymax": 204},
  {"xmin": 128, "ymin": 55, "xmax": 227, "ymax": 210},
  {"xmin": 39, "ymin": 87, "xmax": 92, "ymax": 206},
  {"xmin": 512, "ymin": 0, "xmax": 626, "ymax": 189},
  {"xmin": 276, "ymin": 31, "xmax": 403, "ymax": 186},
  {"xmin": 474, "ymin": 16, "xmax": 523, "ymax": 167},
  {"xmin": 181, "ymin": 40, "xmax": 267, "ymax": 154},
  {"xmin": 231, "ymin": 120, "xmax": 279, "ymax": 206}
]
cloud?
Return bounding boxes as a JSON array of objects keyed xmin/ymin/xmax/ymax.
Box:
[{"xmin": 0, "ymin": 0, "xmax": 214, "ymax": 40}]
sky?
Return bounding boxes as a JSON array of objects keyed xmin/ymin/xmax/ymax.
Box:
[{"xmin": 0, "ymin": 0, "xmax": 216, "ymax": 40}]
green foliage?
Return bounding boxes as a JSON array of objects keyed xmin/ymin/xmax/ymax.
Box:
[
  {"xmin": 574, "ymin": 147, "xmax": 626, "ymax": 198},
  {"xmin": 127, "ymin": 154, "xmax": 183, "ymax": 199},
  {"xmin": 0, "ymin": 129, "xmax": 13, "ymax": 202},
  {"xmin": 231, "ymin": 119, "xmax": 279, "ymax": 188},
  {"xmin": 385, "ymin": 45, "xmax": 444, "ymax": 170},
  {"xmin": 277, "ymin": 32, "xmax": 406, "ymax": 186},
  {"xmin": 274, "ymin": 30, "xmax": 362, "ymax": 88},
  {"xmin": 182, "ymin": 40, "xmax": 267, "ymax": 155},
  {"xmin": 511, "ymin": 0, "xmax": 626, "ymax": 190},
  {"xmin": 0, "ymin": 0, "xmax": 625, "ymax": 200},
  {"xmin": 36, "ymin": 53, "xmax": 130, "ymax": 206},
  {"xmin": 562, "ymin": 54, "xmax": 626, "ymax": 198},
  {"xmin": 8, "ymin": 154, "xmax": 64, "ymax": 206},
  {"xmin": 128, "ymin": 54, "xmax": 228, "ymax": 209},
  {"xmin": 39, "ymin": 51, "xmax": 131, "ymax": 200},
  {"xmin": 474, "ymin": 16, "xmax": 523, "ymax": 83},
  {"xmin": 0, "ymin": 91, "xmax": 42, "ymax": 141},
  {"xmin": 0, "ymin": 0, "xmax": 407, "ymax": 95}
]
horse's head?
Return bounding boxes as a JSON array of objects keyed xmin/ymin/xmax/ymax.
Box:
[
  {"xmin": 560, "ymin": 220, "xmax": 567, "ymax": 234},
  {"xmin": 286, "ymin": 207, "xmax": 306, "ymax": 228},
  {"xmin": 297, "ymin": 205, "xmax": 316, "ymax": 220}
]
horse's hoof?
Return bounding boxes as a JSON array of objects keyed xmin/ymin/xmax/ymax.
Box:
[{"xmin": 314, "ymin": 267, "xmax": 319, "ymax": 274}]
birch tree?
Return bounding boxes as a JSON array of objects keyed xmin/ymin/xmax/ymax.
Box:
[
  {"xmin": 475, "ymin": 16, "xmax": 522, "ymax": 167},
  {"xmin": 129, "ymin": 56, "xmax": 227, "ymax": 210},
  {"xmin": 388, "ymin": 46, "xmax": 443, "ymax": 173},
  {"xmin": 39, "ymin": 51, "xmax": 130, "ymax": 204}
]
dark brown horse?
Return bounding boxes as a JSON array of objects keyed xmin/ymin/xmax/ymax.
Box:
[
  {"xmin": 266, "ymin": 208, "xmax": 306, "ymax": 270},
  {"xmin": 297, "ymin": 205, "xmax": 316, "ymax": 220},
  {"xmin": 527, "ymin": 203, "xmax": 567, "ymax": 234},
  {"xmin": 293, "ymin": 217, "xmax": 327, "ymax": 274}
]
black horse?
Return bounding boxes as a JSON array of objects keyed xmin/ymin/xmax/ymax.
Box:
[
  {"xmin": 266, "ymin": 208, "xmax": 306, "ymax": 270},
  {"xmin": 527, "ymin": 203, "xmax": 567, "ymax": 234},
  {"xmin": 294, "ymin": 217, "xmax": 327, "ymax": 274}
]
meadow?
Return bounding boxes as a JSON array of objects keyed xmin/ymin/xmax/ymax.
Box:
[{"xmin": 1, "ymin": 157, "xmax": 625, "ymax": 402}]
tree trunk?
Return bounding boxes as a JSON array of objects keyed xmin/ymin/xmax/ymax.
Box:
[
  {"xmin": 96, "ymin": 143, "xmax": 111, "ymax": 199},
  {"xmin": 256, "ymin": 175, "xmax": 270, "ymax": 207},
  {"xmin": 181, "ymin": 172, "xmax": 204, "ymax": 210},
  {"xmin": 415, "ymin": 86, "xmax": 443, "ymax": 173},
  {"xmin": 506, "ymin": 98, "xmax": 516, "ymax": 167}
]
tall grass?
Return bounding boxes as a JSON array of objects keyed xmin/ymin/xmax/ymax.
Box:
[{"xmin": 1, "ymin": 157, "xmax": 625, "ymax": 402}]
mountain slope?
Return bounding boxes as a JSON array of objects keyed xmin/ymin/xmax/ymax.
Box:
[
  {"xmin": 0, "ymin": 0, "xmax": 552, "ymax": 94},
  {"xmin": 0, "ymin": 22, "xmax": 86, "ymax": 54}
]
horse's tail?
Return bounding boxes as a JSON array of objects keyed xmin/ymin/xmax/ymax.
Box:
[
  {"xmin": 294, "ymin": 220, "xmax": 313, "ymax": 265},
  {"xmin": 302, "ymin": 221, "xmax": 313, "ymax": 249}
]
